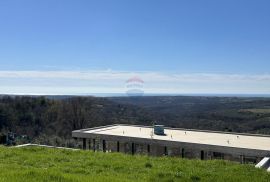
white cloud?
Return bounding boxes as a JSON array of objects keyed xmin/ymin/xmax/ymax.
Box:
[{"xmin": 0, "ymin": 70, "xmax": 269, "ymax": 95}]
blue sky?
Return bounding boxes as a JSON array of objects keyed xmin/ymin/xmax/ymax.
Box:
[{"xmin": 0, "ymin": 0, "xmax": 270, "ymax": 95}]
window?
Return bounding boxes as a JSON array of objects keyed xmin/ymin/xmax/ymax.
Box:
[
  {"xmin": 181, "ymin": 148, "xmax": 185, "ymax": 158},
  {"xmin": 201, "ymin": 150, "xmax": 204, "ymax": 160},
  {"xmin": 83, "ymin": 138, "xmax": 86, "ymax": 150},
  {"xmin": 147, "ymin": 144, "xmax": 150, "ymax": 153},
  {"xmin": 213, "ymin": 152, "xmax": 224, "ymax": 159},
  {"xmin": 117, "ymin": 141, "xmax": 120, "ymax": 152},
  {"xmin": 88, "ymin": 140, "xmax": 91, "ymax": 150},
  {"xmin": 93, "ymin": 139, "xmax": 96, "ymax": 151},
  {"xmin": 131, "ymin": 143, "xmax": 135, "ymax": 155},
  {"xmin": 164, "ymin": 146, "xmax": 168, "ymax": 156},
  {"xmin": 102, "ymin": 140, "xmax": 106, "ymax": 152}
]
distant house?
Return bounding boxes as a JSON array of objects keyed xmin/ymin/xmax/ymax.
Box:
[{"xmin": 72, "ymin": 124, "xmax": 270, "ymax": 164}]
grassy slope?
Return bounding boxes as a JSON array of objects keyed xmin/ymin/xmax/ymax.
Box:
[{"xmin": 0, "ymin": 146, "xmax": 269, "ymax": 182}]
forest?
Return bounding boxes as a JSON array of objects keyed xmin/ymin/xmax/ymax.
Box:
[{"xmin": 1, "ymin": 95, "xmax": 270, "ymax": 146}]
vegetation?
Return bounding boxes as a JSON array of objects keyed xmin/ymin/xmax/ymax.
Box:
[
  {"xmin": 1, "ymin": 95, "xmax": 270, "ymax": 146},
  {"xmin": 0, "ymin": 96, "xmax": 152, "ymax": 146},
  {"xmin": 0, "ymin": 146, "xmax": 269, "ymax": 182},
  {"xmin": 239, "ymin": 109, "xmax": 270, "ymax": 114},
  {"xmin": 110, "ymin": 96, "xmax": 270, "ymax": 134}
]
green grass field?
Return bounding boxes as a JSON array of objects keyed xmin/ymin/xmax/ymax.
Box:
[
  {"xmin": 0, "ymin": 146, "xmax": 269, "ymax": 182},
  {"xmin": 239, "ymin": 108, "xmax": 270, "ymax": 114}
]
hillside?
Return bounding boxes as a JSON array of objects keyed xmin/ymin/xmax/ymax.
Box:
[
  {"xmin": 0, "ymin": 146, "xmax": 269, "ymax": 182},
  {"xmin": 109, "ymin": 96, "xmax": 270, "ymax": 134},
  {"xmin": 1, "ymin": 95, "xmax": 270, "ymax": 146},
  {"xmin": 0, "ymin": 96, "xmax": 154, "ymax": 146}
]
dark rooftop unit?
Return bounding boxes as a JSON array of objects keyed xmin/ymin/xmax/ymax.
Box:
[{"xmin": 154, "ymin": 125, "xmax": 165, "ymax": 135}]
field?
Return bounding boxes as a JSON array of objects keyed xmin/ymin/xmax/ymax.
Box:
[
  {"xmin": 0, "ymin": 146, "xmax": 269, "ymax": 182},
  {"xmin": 239, "ymin": 108, "xmax": 270, "ymax": 114}
]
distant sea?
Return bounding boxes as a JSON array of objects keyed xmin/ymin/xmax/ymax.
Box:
[
  {"xmin": 1, "ymin": 93, "xmax": 270, "ymax": 98},
  {"xmin": 95, "ymin": 93, "xmax": 270, "ymax": 97},
  {"xmin": 66, "ymin": 93, "xmax": 270, "ymax": 98}
]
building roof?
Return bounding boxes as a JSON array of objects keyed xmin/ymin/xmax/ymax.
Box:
[{"xmin": 73, "ymin": 124, "xmax": 270, "ymax": 151}]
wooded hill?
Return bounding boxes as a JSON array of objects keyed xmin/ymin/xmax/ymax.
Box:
[{"xmin": 1, "ymin": 95, "xmax": 270, "ymax": 146}]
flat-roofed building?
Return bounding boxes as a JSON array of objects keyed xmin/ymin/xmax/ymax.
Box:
[{"xmin": 72, "ymin": 124, "xmax": 270, "ymax": 164}]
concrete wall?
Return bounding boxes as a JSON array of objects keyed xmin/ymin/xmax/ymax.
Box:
[{"xmin": 75, "ymin": 136, "xmax": 269, "ymax": 164}]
